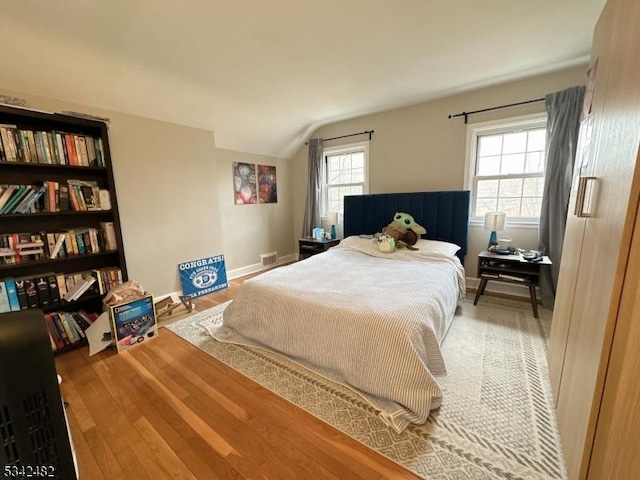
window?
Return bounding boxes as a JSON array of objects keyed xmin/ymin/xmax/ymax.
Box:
[
  {"xmin": 322, "ymin": 141, "xmax": 369, "ymax": 218},
  {"xmin": 465, "ymin": 115, "xmax": 547, "ymax": 223}
]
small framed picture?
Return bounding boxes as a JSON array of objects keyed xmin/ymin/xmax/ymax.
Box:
[
  {"xmin": 258, "ymin": 164, "xmax": 278, "ymax": 203},
  {"xmin": 233, "ymin": 162, "xmax": 257, "ymax": 204}
]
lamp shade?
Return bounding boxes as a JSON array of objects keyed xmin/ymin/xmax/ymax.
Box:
[
  {"xmin": 484, "ymin": 212, "xmax": 506, "ymax": 231},
  {"xmin": 326, "ymin": 212, "xmax": 338, "ymax": 225}
]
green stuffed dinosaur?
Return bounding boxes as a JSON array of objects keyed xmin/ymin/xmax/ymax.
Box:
[{"xmin": 382, "ymin": 212, "xmax": 427, "ymax": 250}]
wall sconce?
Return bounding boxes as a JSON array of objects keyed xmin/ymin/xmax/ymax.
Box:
[{"xmin": 484, "ymin": 212, "xmax": 506, "ymax": 249}]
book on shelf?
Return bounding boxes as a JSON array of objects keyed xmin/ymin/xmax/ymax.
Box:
[
  {"xmin": 47, "ymin": 274, "xmax": 61, "ymax": 304},
  {"xmin": 0, "ymin": 124, "xmax": 105, "ymax": 167},
  {"xmin": 14, "ymin": 278, "xmax": 28, "ymax": 310},
  {"xmin": 67, "ymin": 179, "xmax": 101, "ymax": 211},
  {"xmin": 58, "ymin": 183, "xmax": 70, "ymax": 211},
  {"xmin": 51, "ymin": 313, "xmax": 70, "ymax": 346},
  {"xmin": 11, "ymin": 185, "xmax": 38, "ymax": 212},
  {"xmin": 0, "ymin": 185, "xmax": 17, "ymax": 211},
  {"xmin": 54, "ymin": 133, "xmax": 66, "ymax": 166},
  {"xmin": 0, "ymin": 186, "xmax": 28, "ymax": 214},
  {"xmin": 100, "ymin": 222, "xmax": 117, "ymax": 250},
  {"xmin": 1, "ymin": 267, "xmax": 122, "ymax": 312},
  {"xmin": 0, "ymin": 247, "xmax": 16, "ymax": 265},
  {"xmin": 46, "ymin": 181, "xmax": 59, "ymax": 212},
  {"xmin": 15, "ymin": 185, "xmax": 46, "ymax": 214},
  {"xmin": 3, "ymin": 278, "xmax": 21, "ymax": 312},
  {"xmin": 67, "ymin": 314, "xmax": 86, "ymax": 339},
  {"xmin": 44, "ymin": 314, "xmax": 64, "ymax": 350},
  {"xmin": 0, "ymin": 125, "xmax": 17, "ymax": 161},
  {"xmin": 60, "ymin": 312, "xmax": 80, "ymax": 343},
  {"xmin": 44, "ymin": 309, "xmax": 98, "ymax": 352},
  {"xmin": 35, "ymin": 275, "xmax": 51, "ymax": 308},
  {"xmin": 0, "ymin": 180, "xmax": 107, "ymax": 214},
  {"xmin": 62, "ymin": 275, "xmax": 96, "ymax": 302},
  {"xmin": 0, "ymin": 281, "xmax": 11, "ymax": 313},
  {"xmin": 49, "ymin": 233, "xmax": 66, "ymax": 259},
  {"xmin": 24, "ymin": 277, "xmax": 39, "ymax": 308},
  {"xmin": 98, "ymin": 189, "xmax": 111, "ymax": 210}
]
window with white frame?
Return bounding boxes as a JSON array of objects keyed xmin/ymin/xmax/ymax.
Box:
[
  {"xmin": 322, "ymin": 141, "xmax": 369, "ymax": 218},
  {"xmin": 466, "ymin": 115, "xmax": 547, "ymax": 223}
]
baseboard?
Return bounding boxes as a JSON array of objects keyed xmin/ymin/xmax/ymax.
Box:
[
  {"xmin": 226, "ymin": 254, "xmax": 297, "ymax": 280},
  {"xmin": 154, "ymin": 291, "xmax": 181, "ymax": 303},
  {"xmin": 466, "ymin": 276, "xmax": 534, "ymax": 300}
]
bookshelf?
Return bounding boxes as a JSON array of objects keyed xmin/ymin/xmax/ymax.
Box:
[{"xmin": 0, "ymin": 104, "xmax": 128, "ymax": 355}]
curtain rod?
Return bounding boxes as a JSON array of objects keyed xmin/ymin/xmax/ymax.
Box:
[
  {"xmin": 305, "ymin": 129, "xmax": 374, "ymax": 145},
  {"xmin": 448, "ymin": 98, "xmax": 545, "ymax": 124}
]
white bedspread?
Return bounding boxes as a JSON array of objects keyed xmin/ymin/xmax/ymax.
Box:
[{"xmin": 208, "ymin": 239, "xmax": 465, "ymax": 433}]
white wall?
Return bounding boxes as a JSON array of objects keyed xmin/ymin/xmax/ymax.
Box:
[
  {"xmin": 0, "ymin": 88, "xmax": 222, "ymax": 296},
  {"xmin": 216, "ymin": 149, "xmax": 294, "ymax": 273},
  {"xmin": 291, "ymin": 66, "xmax": 587, "ymax": 281}
]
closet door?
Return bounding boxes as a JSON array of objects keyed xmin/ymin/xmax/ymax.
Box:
[
  {"xmin": 587, "ymin": 150, "xmax": 640, "ymax": 478},
  {"xmin": 552, "ymin": 0, "xmax": 640, "ymax": 477},
  {"xmin": 547, "ymin": 0, "xmax": 614, "ymax": 397}
]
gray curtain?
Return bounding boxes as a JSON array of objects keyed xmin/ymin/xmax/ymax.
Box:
[
  {"xmin": 538, "ymin": 85, "xmax": 585, "ymax": 309},
  {"xmin": 302, "ymin": 138, "xmax": 324, "ymax": 238}
]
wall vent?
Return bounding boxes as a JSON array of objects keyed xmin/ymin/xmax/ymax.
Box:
[{"xmin": 260, "ymin": 252, "xmax": 278, "ymax": 267}]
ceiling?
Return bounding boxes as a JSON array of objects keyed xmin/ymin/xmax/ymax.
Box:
[{"xmin": 0, "ymin": 0, "xmax": 605, "ymax": 159}]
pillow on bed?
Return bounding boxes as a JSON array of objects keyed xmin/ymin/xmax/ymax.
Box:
[
  {"xmin": 414, "ymin": 239, "xmax": 461, "ymax": 256},
  {"xmin": 342, "ymin": 236, "xmax": 461, "ymax": 256}
]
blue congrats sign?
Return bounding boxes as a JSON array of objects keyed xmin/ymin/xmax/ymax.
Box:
[{"xmin": 178, "ymin": 255, "xmax": 228, "ymax": 299}]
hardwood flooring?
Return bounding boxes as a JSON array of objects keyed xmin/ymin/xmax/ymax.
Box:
[{"xmin": 55, "ymin": 271, "xmax": 419, "ymax": 479}]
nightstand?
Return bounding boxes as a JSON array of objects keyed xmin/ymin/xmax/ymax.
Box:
[
  {"xmin": 474, "ymin": 250, "xmax": 552, "ymax": 318},
  {"xmin": 298, "ymin": 238, "xmax": 340, "ymax": 260}
]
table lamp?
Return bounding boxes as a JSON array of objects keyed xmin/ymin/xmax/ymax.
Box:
[
  {"xmin": 326, "ymin": 212, "xmax": 338, "ymax": 240},
  {"xmin": 484, "ymin": 212, "xmax": 506, "ymax": 249}
]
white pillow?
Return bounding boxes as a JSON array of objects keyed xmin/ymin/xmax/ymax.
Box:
[
  {"xmin": 340, "ymin": 235, "xmax": 374, "ymax": 248},
  {"xmin": 341, "ymin": 235, "xmax": 461, "ymax": 256},
  {"xmin": 414, "ymin": 239, "xmax": 461, "ymax": 256}
]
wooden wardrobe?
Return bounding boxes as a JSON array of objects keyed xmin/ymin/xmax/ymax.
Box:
[{"xmin": 547, "ymin": 0, "xmax": 640, "ymax": 478}]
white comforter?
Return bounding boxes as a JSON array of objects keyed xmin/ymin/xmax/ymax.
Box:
[{"xmin": 208, "ymin": 238, "xmax": 465, "ymax": 433}]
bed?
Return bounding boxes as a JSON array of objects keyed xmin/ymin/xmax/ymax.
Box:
[{"xmin": 209, "ymin": 191, "xmax": 470, "ymax": 433}]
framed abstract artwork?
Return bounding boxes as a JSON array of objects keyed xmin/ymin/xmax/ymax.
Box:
[
  {"xmin": 233, "ymin": 162, "xmax": 257, "ymax": 204},
  {"xmin": 258, "ymin": 164, "xmax": 278, "ymax": 204}
]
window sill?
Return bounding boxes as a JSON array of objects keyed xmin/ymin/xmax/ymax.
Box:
[{"xmin": 469, "ymin": 219, "xmax": 540, "ymax": 230}]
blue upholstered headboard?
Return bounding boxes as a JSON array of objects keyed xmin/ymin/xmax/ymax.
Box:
[{"xmin": 343, "ymin": 191, "xmax": 470, "ymax": 260}]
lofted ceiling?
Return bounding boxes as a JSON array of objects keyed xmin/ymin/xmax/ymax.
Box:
[{"xmin": 0, "ymin": 0, "xmax": 605, "ymax": 158}]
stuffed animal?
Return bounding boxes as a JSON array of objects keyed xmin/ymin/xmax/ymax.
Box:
[
  {"xmin": 382, "ymin": 212, "xmax": 426, "ymax": 250},
  {"xmin": 374, "ymin": 232, "xmax": 396, "ymax": 253}
]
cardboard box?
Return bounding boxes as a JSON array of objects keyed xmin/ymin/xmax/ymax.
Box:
[{"xmin": 108, "ymin": 295, "xmax": 158, "ymax": 353}]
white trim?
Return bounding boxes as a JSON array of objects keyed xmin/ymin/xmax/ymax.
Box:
[
  {"xmin": 464, "ymin": 113, "xmax": 548, "ymax": 224},
  {"xmin": 226, "ymin": 254, "xmax": 297, "ymax": 280},
  {"xmin": 469, "ymin": 219, "xmax": 540, "ymax": 230},
  {"xmin": 322, "ymin": 140, "xmax": 369, "ymax": 217},
  {"xmin": 154, "ymin": 291, "xmax": 181, "ymax": 302}
]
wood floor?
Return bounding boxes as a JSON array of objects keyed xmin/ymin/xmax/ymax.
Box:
[{"xmin": 55, "ymin": 272, "xmax": 420, "ymax": 480}]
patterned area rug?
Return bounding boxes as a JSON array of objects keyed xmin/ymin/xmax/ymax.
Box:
[{"xmin": 166, "ymin": 296, "xmax": 566, "ymax": 480}]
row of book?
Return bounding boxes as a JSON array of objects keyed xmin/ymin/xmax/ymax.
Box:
[
  {"xmin": 45, "ymin": 310, "xmax": 99, "ymax": 352},
  {"xmin": 0, "ymin": 124, "xmax": 105, "ymax": 167},
  {"xmin": 0, "ymin": 179, "xmax": 111, "ymax": 215},
  {"xmin": 0, "ymin": 267, "xmax": 124, "ymax": 313},
  {"xmin": 0, "ymin": 224, "xmax": 117, "ymax": 265}
]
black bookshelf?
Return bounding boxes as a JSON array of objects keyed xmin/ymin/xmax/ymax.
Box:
[{"xmin": 0, "ymin": 104, "xmax": 128, "ymax": 355}]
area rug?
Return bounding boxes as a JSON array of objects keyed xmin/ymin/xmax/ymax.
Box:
[{"xmin": 166, "ymin": 297, "xmax": 566, "ymax": 480}]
